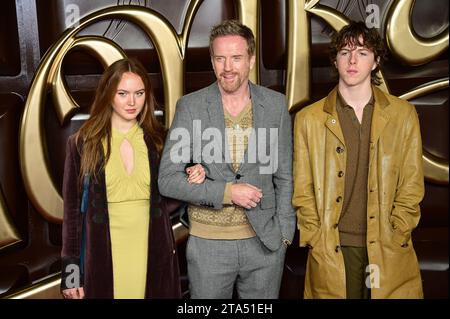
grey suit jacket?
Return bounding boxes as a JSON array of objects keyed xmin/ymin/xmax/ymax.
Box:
[{"xmin": 158, "ymin": 81, "xmax": 295, "ymax": 251}]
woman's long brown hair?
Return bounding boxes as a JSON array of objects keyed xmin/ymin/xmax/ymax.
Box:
[{"xmin": 75, "ymin": 58, "xmax": 164, "ymax": 182}]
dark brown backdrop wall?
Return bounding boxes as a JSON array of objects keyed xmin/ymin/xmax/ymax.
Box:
[{"xmin": 0, "ymin": 0, "xmax": 448, "ymax": 298}]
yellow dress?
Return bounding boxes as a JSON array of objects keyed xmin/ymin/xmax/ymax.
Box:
[{"xmin": 104, "ymin": 123, "xmax": 150, "ymax": 299}]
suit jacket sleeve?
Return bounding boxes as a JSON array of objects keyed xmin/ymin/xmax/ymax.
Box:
[
  {"xmin": 158, "ymin": 98, "xmax": 227, "ymax": 209},
  {"xmin": 274, "ymin": 96, "xmax": 296, "ymax": 243}
]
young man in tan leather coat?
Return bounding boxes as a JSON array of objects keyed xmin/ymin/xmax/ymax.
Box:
[{"xmin": 293, "ymin": 21, "xmax": 424, "ymax": 298}]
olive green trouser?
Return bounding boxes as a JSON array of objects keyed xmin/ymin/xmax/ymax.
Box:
[{"xmin": 340, "ymin": 246, "xmax": 371, "ymax": 299}]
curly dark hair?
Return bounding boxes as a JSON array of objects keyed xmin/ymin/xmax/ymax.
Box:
[{"xmin": 329, "ymin": 21, "xmax": 387, "ymax": 85}]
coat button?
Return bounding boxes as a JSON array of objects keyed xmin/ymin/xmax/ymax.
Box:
[
  {"xmin": 331, "ymin": 119, "xmax": 336, "ymax": 124},
  {"xmin": 336, "ymin": 146, "xmax": 344, "ymax": 153},
  {"xmin": 338, "ymin": 171, "xmax": 344, "ymax": 177},
  {"xmin": 336, "ymin": 196, "xmax": 342, "ymax": 203},
  {"xmin": 236, "ymin": 174, "xmax": 241, "ymax": 180},
  {"xmin": 335, "ymin": 245, "xmax": 340, "ymax": 252}
]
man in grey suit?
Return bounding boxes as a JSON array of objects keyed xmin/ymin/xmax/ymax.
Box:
[{"xmin": 158, "ymin": 20, "xmax": 295, "ymax": 299}]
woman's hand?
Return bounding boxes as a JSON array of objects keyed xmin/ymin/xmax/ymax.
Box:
[
  {"xmin": 186, "ymin": 164, "xmax": 206, "ymax": 184},
  {"xmin": 62, "ymin": 287, "xmax": 85, "ymax": 299}
]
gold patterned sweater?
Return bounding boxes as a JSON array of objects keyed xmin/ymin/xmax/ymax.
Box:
[{"xmin": 188, "ymin": 102, "xmax": 256, "ymax": 239}]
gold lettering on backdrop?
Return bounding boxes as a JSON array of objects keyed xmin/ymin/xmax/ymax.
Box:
[
  {"xmin": 386, "ymin": 0, "xmax": 449, "ymax": 66},
  {"xmin": 20, "ymin": 3, "xmax": 202, "ymax": 222},
  {"xmin": 52, "ymin": 37, "xmax": 126, "ymax": 124},
  {"xmin": 286, "ymin": 0, "xmax": 312, "ymax": 113},
  {"xmin": 235, "ymin": 0, "xmax": 259, "ymax": 84},
  {"xmin": 0, "ymin": 190, "xmax": 22, "ymax": 251},
  {"xmin": 399, "ymin": 78, "xmax": 449, "ymax": 184},
  {"xmin": 387, "ymin": 0, "xmax": 449, "ymax": 184}
]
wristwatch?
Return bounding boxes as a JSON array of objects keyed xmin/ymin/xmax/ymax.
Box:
[{"xmin": 282, "ymin": 238, "xmax": 291, "ymax": 247}]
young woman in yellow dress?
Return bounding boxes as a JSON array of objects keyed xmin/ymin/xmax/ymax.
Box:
[{"xmin": 61, "ymin": 58, "xmax": 205, "ymax": 299}]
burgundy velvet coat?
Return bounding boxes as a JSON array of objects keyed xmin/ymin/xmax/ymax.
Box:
[{"xmin": 61, "ymin": 131, "xmax": 182, "ymax": 299}]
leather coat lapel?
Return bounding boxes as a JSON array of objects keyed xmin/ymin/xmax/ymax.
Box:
[
  {"xmin": 369, "ymin": 86, "xmax": 390, "ymax": 165},
  {"xmin": 323, "ymin": 88, "xmax": 346, "ymax": 146}
]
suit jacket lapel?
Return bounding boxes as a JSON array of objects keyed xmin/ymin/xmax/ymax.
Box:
[
  {"xmin": 239, "ymin": 82, "xmax": 264, "ymax": 173},
  {"xmin": 206, "ymin": 83, "xmax": 230, "ymax": 171},
  {"xmin": 205, "ymin": 82, "xmax": 265, "ymax": 174}
]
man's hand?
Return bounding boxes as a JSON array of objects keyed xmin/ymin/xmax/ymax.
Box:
[
  {"xmin": 62, "ymin": 287, "xmax": 85, "ymax": 299},
  {"xmin": 231, "ymin": 183, "xmax": 262, "ymax": 209},
  {"xmin": 186, "ymin": 164, "xmax": 206, "ymax": 184}
]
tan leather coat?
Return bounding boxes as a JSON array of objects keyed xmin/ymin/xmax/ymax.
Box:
[{"xmin": 293, "ymin": 86, "xmax": 424, "ymax": 298}]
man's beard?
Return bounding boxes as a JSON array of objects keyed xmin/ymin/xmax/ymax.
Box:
[{"xmin": 219, "ymin": 72, "xmax": 242, "ymax": 93}]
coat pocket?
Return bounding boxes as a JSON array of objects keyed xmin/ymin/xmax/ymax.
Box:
[{"xmin": 387, "ymin": 216, "xmax": 413, "ymax": 252}]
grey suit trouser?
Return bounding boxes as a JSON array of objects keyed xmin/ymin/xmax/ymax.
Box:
[{"xmin": 186, "ymin": 235, "xmax": 286, "ymax": 299}]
